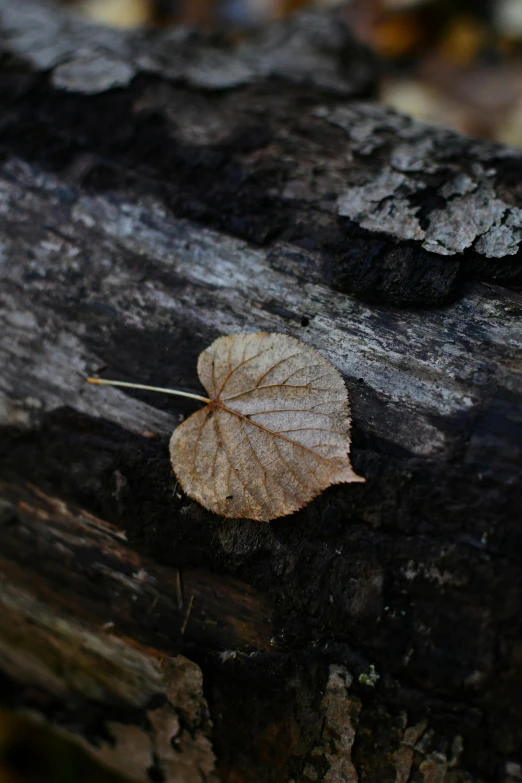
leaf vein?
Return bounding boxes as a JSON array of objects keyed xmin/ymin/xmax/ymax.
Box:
[
  {"xmin": 210, "ymin": 423, "xmax": 220, "ymax": 506},
  {"xmin": 253, "ymin": 351, "xmax": 301, "ymax": 388},
  {"xmin": 240, "ymin": 418, "xmax": 303, "ymax": 503},
  {"xmin": 217, "ymin": 343, "xmax": 273, "ymax": 396},
  {"xmin": 276, "ymin": 427, "xmax": 339, "ymax": 434},
  {"xmin": 192, "ymin": 409, "xmax": 210, "ymax": 476},
  {"xmin": 272, "ymin": 437, "xmax": 310, "ymax": 493},
  {"xmin": 214, "ymin": 413, "xmax": 266, "ymax": 511},
  {"xmin": 239, "ymin": 419, "xmax": 272, "ymax": 503},
  {"xmin": 221, "ymin": 404, "xmax": 347, "ymax": 470},
  {"xmin": 223, "ymin": 383, "xmax": 331, "ymax": 402},
  {"xmin": 245, "ymin": 408, "xmax": 334, "ymax": 417}
]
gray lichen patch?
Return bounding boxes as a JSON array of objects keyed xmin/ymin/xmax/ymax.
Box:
[
  {"xmin": 337, "ymin": 167, "xmax": 425, "ymax": 242},
  {"xmin": 391, "ymin": 137, "xmax": 438, "ymax": 173},
  {"xmin": 358, "ymin": 663, "xmax": 380, "ymax": 687},
  {"xmin": 0, "ymin": 0, "xmax": 374, "ymax": 96},
  {"xmin": 325, "ymin": 103, "xmax": 522, "ymax": 260},
  {"xmin": 53, "ymin": 52, "xmax": 135, "ymax": 93},
  {"xmin": 0, "ymin": 0, "xmax": 135, "ymax": 75},
  {"xmin": 423, "ymin": 180, "xmax": 508, "ymax": 255},
  {"xmin": 475, "ymin": 208, "xmax": 522, "ymax": 256},
  {"xmin": 316, "ymin": 103, "xmax": 418, "ymax": 156}
]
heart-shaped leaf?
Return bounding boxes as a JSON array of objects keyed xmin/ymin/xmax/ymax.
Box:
[{"xmin": 170, "ymin": 332, "xmax": 364, "ymax": 521}]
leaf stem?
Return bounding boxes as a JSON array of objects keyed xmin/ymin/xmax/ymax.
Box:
[{"xmin": 86, "ymin": 377, "xmax": 211, "ymax": 404}]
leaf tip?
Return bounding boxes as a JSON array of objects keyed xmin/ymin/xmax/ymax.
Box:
[{"xmin": 344, "ymin": 467, "xmax": 366, "ymax": 485}]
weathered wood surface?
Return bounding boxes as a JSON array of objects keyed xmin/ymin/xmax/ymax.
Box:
[{"xmin": 0, "ymin": 1, "xmax": 521, "ymax": 782}]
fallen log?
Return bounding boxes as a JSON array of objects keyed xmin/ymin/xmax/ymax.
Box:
[{"xmin": 0, "ymin": 1, "xmax": 521, "ymax": 781}]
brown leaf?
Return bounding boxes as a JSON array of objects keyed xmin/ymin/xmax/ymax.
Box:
[{"xmin": 170, "ymin": 332, "xmax": 364, "ymax": 522}]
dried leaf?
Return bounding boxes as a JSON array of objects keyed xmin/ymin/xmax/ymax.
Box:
[{"xmin": 170, "ymin": 332, "xmax": 364, "ymax": 522}]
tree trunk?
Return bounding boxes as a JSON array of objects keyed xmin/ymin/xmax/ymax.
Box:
[{"xmin": 0, "ymin": 2, "xmax": 521, "ymax": 782}]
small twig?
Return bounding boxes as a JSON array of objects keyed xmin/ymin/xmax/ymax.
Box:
[
  {"xmin": 181, "ymin": 594, "xmax": 195, "ymax": 636},
  {"xmin": 176, "ymin": 569, "xmax": 184, "ymax": 611},
  {"xmin": 148, "ymin": 591, "xmax": 160, "ymax": 614}
]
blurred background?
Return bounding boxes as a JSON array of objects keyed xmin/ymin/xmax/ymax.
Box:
[
  {"xmin": 2, "ymin": 1, "xmax": 522, "ymax": 781},
  {"xmin": 61, "ymin": 0, "xmax": 522, "ymax": 146}
]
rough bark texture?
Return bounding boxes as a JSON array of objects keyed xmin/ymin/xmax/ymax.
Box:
[{"xmin": 0, "ymin": 2, "xmax": 521, "ymax": 782}]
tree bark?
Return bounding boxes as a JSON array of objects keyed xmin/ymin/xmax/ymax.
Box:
[{"xmin": 0, "ymin": 2, "xmax": 521, "ymax": 782}]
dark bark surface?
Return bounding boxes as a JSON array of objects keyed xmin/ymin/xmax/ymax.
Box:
[{"xmin": 0, "ymin": 2, "xmax": 521, "ymax": 782}]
